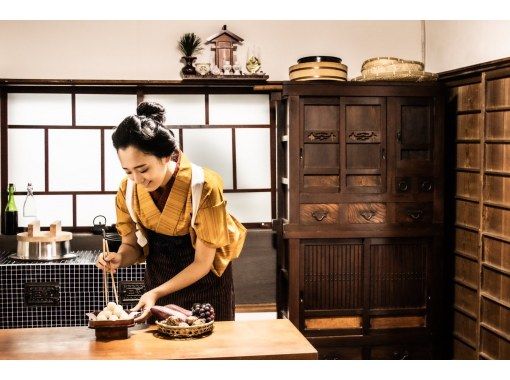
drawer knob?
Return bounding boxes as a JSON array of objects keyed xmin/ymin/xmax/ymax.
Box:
[
  {"xmin": 407, "ymin": 209, "xmax": 424, "ymax": 220},
  {"xmin": 311, "ymin": 211, "xmax": 328, "ymax": 221},
  {"xmin": 361, "ymin": 210, "xmax": 375, "ymax": 221},
  {"xmin": 421, "ymin": 180, "xmax": 433, "ymax": 192},
  {"xmin": 398, "ymin": 181, "xmax": 409, "ymax": 192}
]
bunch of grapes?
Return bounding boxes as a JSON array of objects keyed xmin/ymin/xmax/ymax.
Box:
[{"xmin": 192, "ymin": 303, "xmax": 215, "ymax": 323}]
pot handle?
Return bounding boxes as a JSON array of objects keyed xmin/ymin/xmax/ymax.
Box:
[
  {"xmin": 27, "ymin": 220, "xmax": 41, "ymax": 237},
  {"xmin": 50, "ymin": 221, "xmax": 62, "ymax": 237}
]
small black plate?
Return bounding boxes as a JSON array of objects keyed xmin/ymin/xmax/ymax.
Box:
[{"xmin": 297, "ymin": 56, "xmax": 342, "ymax": 64}]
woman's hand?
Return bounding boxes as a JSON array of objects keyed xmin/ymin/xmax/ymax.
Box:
[
  {"xmin": 131, "ymin": 289, "xmax": 159, "ymax": 323},
  {"xmin": 95, "ymin": 251, "xmax": 122, "ymax": 274}
]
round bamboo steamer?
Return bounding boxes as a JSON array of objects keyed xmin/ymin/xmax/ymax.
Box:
[
  {"xmin": 352, "ymin": 70, "xmax": 438, "ymax": 82},
  {"xmin": 362, "ymin": 57, "xmax": 424, "ymax": 71},
  {"xmin": 289, "ymin": 61, "xmax": 348, "ymax": 81},
  {"xmin": 362, "ymin": 62, "xmax": 426, "ymax": 76},
  {"xmin": 17, "ymin": 220, "xmax": 72, "ymax": 243}
]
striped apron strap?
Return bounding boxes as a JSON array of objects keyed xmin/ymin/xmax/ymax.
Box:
[{"xmin": 190, "ymin": 163, "xmax": 204, "ymax": 229}]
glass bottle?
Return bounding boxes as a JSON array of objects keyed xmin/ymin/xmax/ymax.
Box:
[
  {"xmin": 23, "ymin": 182, "xmax": 37, "ymax": 219},
  {"xmin": 3, "ymin": 183, "xmax": 18, "ymax": 235}
]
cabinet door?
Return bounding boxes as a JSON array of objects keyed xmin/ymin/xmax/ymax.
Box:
[
  {"xmin": 368, "ymin": 237, "xmax": 431, "ymax": 331},
  {"xmin": 388, "ymin": 97, "xmax": 434, "ymax": 171},
  {"xmin": 301, "ymin": 97, "xmax": 341, "ymax": 193},
  {"xmin": 300, "ymin": 239, "xmax": 364, "ymax": 334},
  {"xmin": 341, "ymin": 97, "xmax": 387, "ymax": 193}
]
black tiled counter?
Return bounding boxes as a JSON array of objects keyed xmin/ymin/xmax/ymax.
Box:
[
  {"xmin": 0, "ymin": 229, "xmax": 276, "ymax": 329},
  {"xmin": 0, "ymin": 249, "xmax": 145, "ymax": 329}
]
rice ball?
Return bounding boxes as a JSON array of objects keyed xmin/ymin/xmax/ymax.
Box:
[
  {"xmin": 109, "ymin": 315, "xmax": 119, "ymax": 321},
  {"xmin": 107, "ymin": 302, "xmax": 117, "ymax": 311},
  {"xmin": 113, "ymin": 305, "xmax": 124, "ymax": 316},
  {"xmin": 96, "ymin": 314, "xmax": 108, "ymax": 321}
]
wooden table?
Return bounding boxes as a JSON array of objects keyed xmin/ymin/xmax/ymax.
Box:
[{"xmin": 0, "ymin": 319, "xmax": 317, "ymax": 360}]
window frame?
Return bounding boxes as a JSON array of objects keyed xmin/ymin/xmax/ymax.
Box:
[{"xmin": 0, "ymin": 81, "xmax": 278, "ymax": 231}]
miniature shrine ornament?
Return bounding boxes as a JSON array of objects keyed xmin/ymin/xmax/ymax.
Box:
[{"xmin": 206, "ymin": 25, "xmax": 244, "ymax": 70}]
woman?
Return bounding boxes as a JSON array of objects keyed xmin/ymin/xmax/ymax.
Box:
[{"xmin": 96, "ymin": 101, "xmax": 246, "ymax": 323}]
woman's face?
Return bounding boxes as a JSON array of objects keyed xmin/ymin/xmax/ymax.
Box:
[{"xmin": 117, "ymin": 146, "xmax": 171, "ymax": 191}]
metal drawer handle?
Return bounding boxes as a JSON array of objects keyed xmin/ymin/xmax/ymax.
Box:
[
  {"xmin": 421, "ymin": 180, "xmax": 433, "ymax": 192},
  {"xmin": 311, "ymin": 211, "xmax": 328, "ymax": 221},
  {"xmin": 407, "ymin": 209, "xmax": 424, "ymax": 220},
  {"xmin": 350, "ymin": 131, "xmax": 375, "ymax": 141},
  {"xmin": 398, "ymin": 181, "xmax": 409, "ymax": 192},
  {"xmin": 361, "ymin": 210, "xmax": 375, "ymax": 221}
]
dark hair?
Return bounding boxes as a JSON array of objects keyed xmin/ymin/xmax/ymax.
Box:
[{"xmin": 111, "ymin": 101, "xmax": 177, "ymax": 158}]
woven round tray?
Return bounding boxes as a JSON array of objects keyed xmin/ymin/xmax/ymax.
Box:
[
  {"xmin": 362, "ymin": 56, "xmax": 424, "ymax": 71},
  {"xmin": 362, "ymin": 62, "xmax": 426, "ymax": 76},
  {"xmin": 155, "ymin": 320, "xmax": 214, "ymax": 338},
  {"xmin": 352, "ymin": 70, "xmax": 438, "ymax": 82}
]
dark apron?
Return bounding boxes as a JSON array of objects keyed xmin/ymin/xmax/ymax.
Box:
[{"xmin": 144, "ymin": 229, "xmax": 235, "ymax": 321}]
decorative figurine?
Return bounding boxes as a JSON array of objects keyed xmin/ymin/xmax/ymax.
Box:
[
  {"xmin": 205, "ymin": 25, "xmax": 243, "ymax": 71},
  {"xmin": 223, "ymin": 61, "xmax": 232, "ymax": 75}
]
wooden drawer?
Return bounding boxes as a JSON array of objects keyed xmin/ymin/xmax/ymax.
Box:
[
  {"xmin": 316, "ymin": 345, "xmax": 363, "ymax": 360},
  {"xmin": 347, "ymin": 203, "xmax": 386, "ymax": 224},
  {"xmin": 395, "ymin": 203, "xmax": 433, "ymax": 224},
  {"xmin": 300, "ymin": 204, "xmax": 339, "ymax": 224},
  {"xmin": 370, "ymin": 343, "xmax": 432, "ymax": 359}
]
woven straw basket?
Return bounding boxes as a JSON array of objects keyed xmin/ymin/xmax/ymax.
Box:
[
  {"xmin": 156, "ymin": 320, "xmax": 214, "ymax": 338},
  {"xmin": 354, "ymin": 56, "xmax": 437, "ymax": 82},
  {"xmin": 362, "ymin": 56, "xmax": 424, "ymax": 71}
]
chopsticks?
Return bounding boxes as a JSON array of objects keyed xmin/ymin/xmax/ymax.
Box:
[{"xmin": 102, "ymin": 236, "xmax": 119, "ymax": 305}]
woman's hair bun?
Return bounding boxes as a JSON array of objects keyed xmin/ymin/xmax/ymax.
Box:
[{"xmin": 136, "ymin": 101, "xmax": 166, "ymax": 124}]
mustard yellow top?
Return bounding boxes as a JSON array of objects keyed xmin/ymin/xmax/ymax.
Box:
[{"xmin": 115, "ymin": 152, "xmax": 247, "ymax": 277}]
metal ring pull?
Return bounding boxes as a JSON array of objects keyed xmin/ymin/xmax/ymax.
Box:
[
  {"xmin": 421, "ymin": 180, "xmax": 432, "ymax": 192},
  {"xmin": 407, "ymin": 209, "xmax": 424, "ymax": 220},
  {"xmin": 311, "ymin": 211, "xmax": 328, "ymax": 221},
  {"xmin": 398, "ymin": 181, "xmax": 409, "ymax": 192},
  {"xmin": 361, "ymin": 210, "xmax": 375, "ymax": 221}
]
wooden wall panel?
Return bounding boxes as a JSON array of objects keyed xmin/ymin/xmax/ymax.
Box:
[
  {"xmin": 454, "ymin": 311, "xmax": 477, "ymax": 346},
  {"xmin": 448, "ymin": 64, "xmax": 510, "ymax": 360},
  {"xmin": 483, "ymin": 206, "xmax": 510, "ymax": 238},
  {"xmin": 454, "ymin": 83, "xmax": 483, "ymax": 111},
  {"xmin": 484, "ymin": 175, "xmax": 510, "ymax": 206},
  {"xmin": 454, "ymin": 284, "xmax": 478, "ymax": 315},
  {"xmin": 485, "ymin": 144, "xmax": 510, "ymax": 172},
  {"xmin": 456, "ymin": 171, "xmax": 480, "ymax": 200},
  {"xmin": 457, "ymin": 113, "xmax": 482, "ymax": 140},
  {"xmin": 486, "ymin": 77, "xmax": 510, "ymax": 107},
  {"xmin": 455, "ymin": 228, "xmax": 479, "ymax": 259},
  {"xmin": 482, "ymin": 268, "xmax": 510, "ymax": 305},
  {"xmin": 486, "ymin": 111, "xmax": 510, "ymax": 140},
  {"xmin": 456, "ymin": 200, "xmax": 480, "ymax": 229},
  {"xmin": 456, "ymin": 143, "xmax": 480, "ymax": 169},
  {"xmin": 483, "ymin": 237, "xmax": 510, "ymax": 272},
  {"xmin": 453, "ymin": 339, "xmax": 477, "ymax": 359},
  {"xmin": 480, "ymin": 328, "xmax": 510, "ymax": 359},
  {"xmin": 481, "ymin": 298, "xmax": 510, "ymax": 336},
  {"xmin": 455, "ymin": 255, "xmax": 479, "ymax": 288}
]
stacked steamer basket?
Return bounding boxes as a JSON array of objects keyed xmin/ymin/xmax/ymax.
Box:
[
  {"xmin": 289, "ymin": 56, "xmax": 348, "ymax": 81},
  {"xmin": 353, "ymin": 56, "xmax": 438, "ymax": 82}
]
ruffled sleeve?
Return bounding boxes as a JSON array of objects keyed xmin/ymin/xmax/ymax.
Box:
[{"xmin": 192, "ymin": 175, "xmax": 230, "ymax": 249}]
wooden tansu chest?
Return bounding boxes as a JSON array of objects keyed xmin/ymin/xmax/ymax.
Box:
[{"xmin": 274, "ymin": 81, "xmax": 446, "ymax": 359}]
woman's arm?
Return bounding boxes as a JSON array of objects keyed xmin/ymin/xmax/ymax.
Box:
[
  {"xmin": 131, "ymin": 238, "xmax": 215, "ymax": 322},
  {"xmin": 95, "ymin": 231, "xmax": 143, "ymax": 274}
]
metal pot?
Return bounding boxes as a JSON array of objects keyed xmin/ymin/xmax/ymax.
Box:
[{"xmin": 11, "ymin": 220, "xmax": 76, "ymax": 261}]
